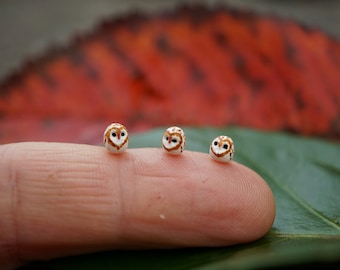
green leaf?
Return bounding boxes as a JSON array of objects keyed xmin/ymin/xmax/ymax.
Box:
[{"xmin": 46, "ymin": 127, "xmax": 340, "ymax": 269}]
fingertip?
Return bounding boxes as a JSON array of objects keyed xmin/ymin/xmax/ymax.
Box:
[
  {"xmin": 220, "ymin": 163, "xmax": 276, "ymax": 243},
  {"xmin": 124, "ymin": 149, "xmax": 276, "ymax": 246},
  {"xmin": 190, "ymin": 153, "xmax": 276, "ymax": 245}
]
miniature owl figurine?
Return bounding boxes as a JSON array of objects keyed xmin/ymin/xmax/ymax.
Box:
[
  {"xmin": 209, "ymin": 135, "xmax": 235, "ymax": 162},
  {"xmin": 103, "ymin": 123, "xmax": 129, "ymax": 154},
  {"xmin": 162, "ymin": 126, "xmax": 186, "ymax": 155}
]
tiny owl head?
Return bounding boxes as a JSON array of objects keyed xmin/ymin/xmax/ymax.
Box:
[
  {"xmin": 103, "ymin": 123, "xmax": 129, "ymax": 153},
  {"xmin": 162, "ymin": 126, "xmax": 186, "ymax": 155},
  {"xmin": 209, "ymin": 135, "xmax": 234, "ymax": 162}
]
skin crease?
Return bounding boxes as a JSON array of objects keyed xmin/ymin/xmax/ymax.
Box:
[{"xmin": 0, "ymin": 142, "xmax": 275, "ymax": 270}]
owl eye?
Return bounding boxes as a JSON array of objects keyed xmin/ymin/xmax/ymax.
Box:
[
  {"xmin": 121, "ymin": 132, "xmax": 125, "ymax": 136},
  {"xmin": 111, "ymin": 132, "xmax": 116, "ymax": 137},
  {"xmin": 165, "ymin": 136, "xmax": 169, "ymax": 141},
  {"xmin": 214, "ymin": 141, "xmax": 218, "ymax": 146},
  {"xmin": 172, "ymin": 138, "xmax": 177, "ymax": 143},
  {"xmin": 223, "ymin": 144, "xmax": 229, "ymax": 150}
]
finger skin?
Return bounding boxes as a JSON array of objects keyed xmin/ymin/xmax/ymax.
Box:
[{"xmin": 0, "ymin": 142, "xmax": 275, "ymax": 269}]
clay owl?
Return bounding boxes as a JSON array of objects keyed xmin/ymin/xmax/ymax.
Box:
[
  {"xmin": 162, "ymin": 126, "xmax": 186, "ymax": 154},
  {"xmin": 209, "ymin": 135, "xmax": 235, "ymax": 162},
  {"xmin": 103, "ymin": 123, "xmax": 129, "ymax": 153}
]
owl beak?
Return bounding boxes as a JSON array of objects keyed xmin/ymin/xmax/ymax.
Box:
[
  {"xmin": 218, "ymin": 140, "xmax": 223, "ymax": 147},
  {"xmin": 168, "ymin": 135, "xmax": 172, "ymax": 144},
  {"xmin": 117, "ymin": 130, "xmax": 121, "ymax": 140}
]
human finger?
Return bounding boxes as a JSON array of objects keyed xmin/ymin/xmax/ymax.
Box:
[{"xmin": 0, "ymin": 142, "xmax": 275, "ymax": 269}]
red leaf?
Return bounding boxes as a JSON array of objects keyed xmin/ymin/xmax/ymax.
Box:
[{"xmin": 1, "ymin": 5, "xmax": 339, "ymax": 144}]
